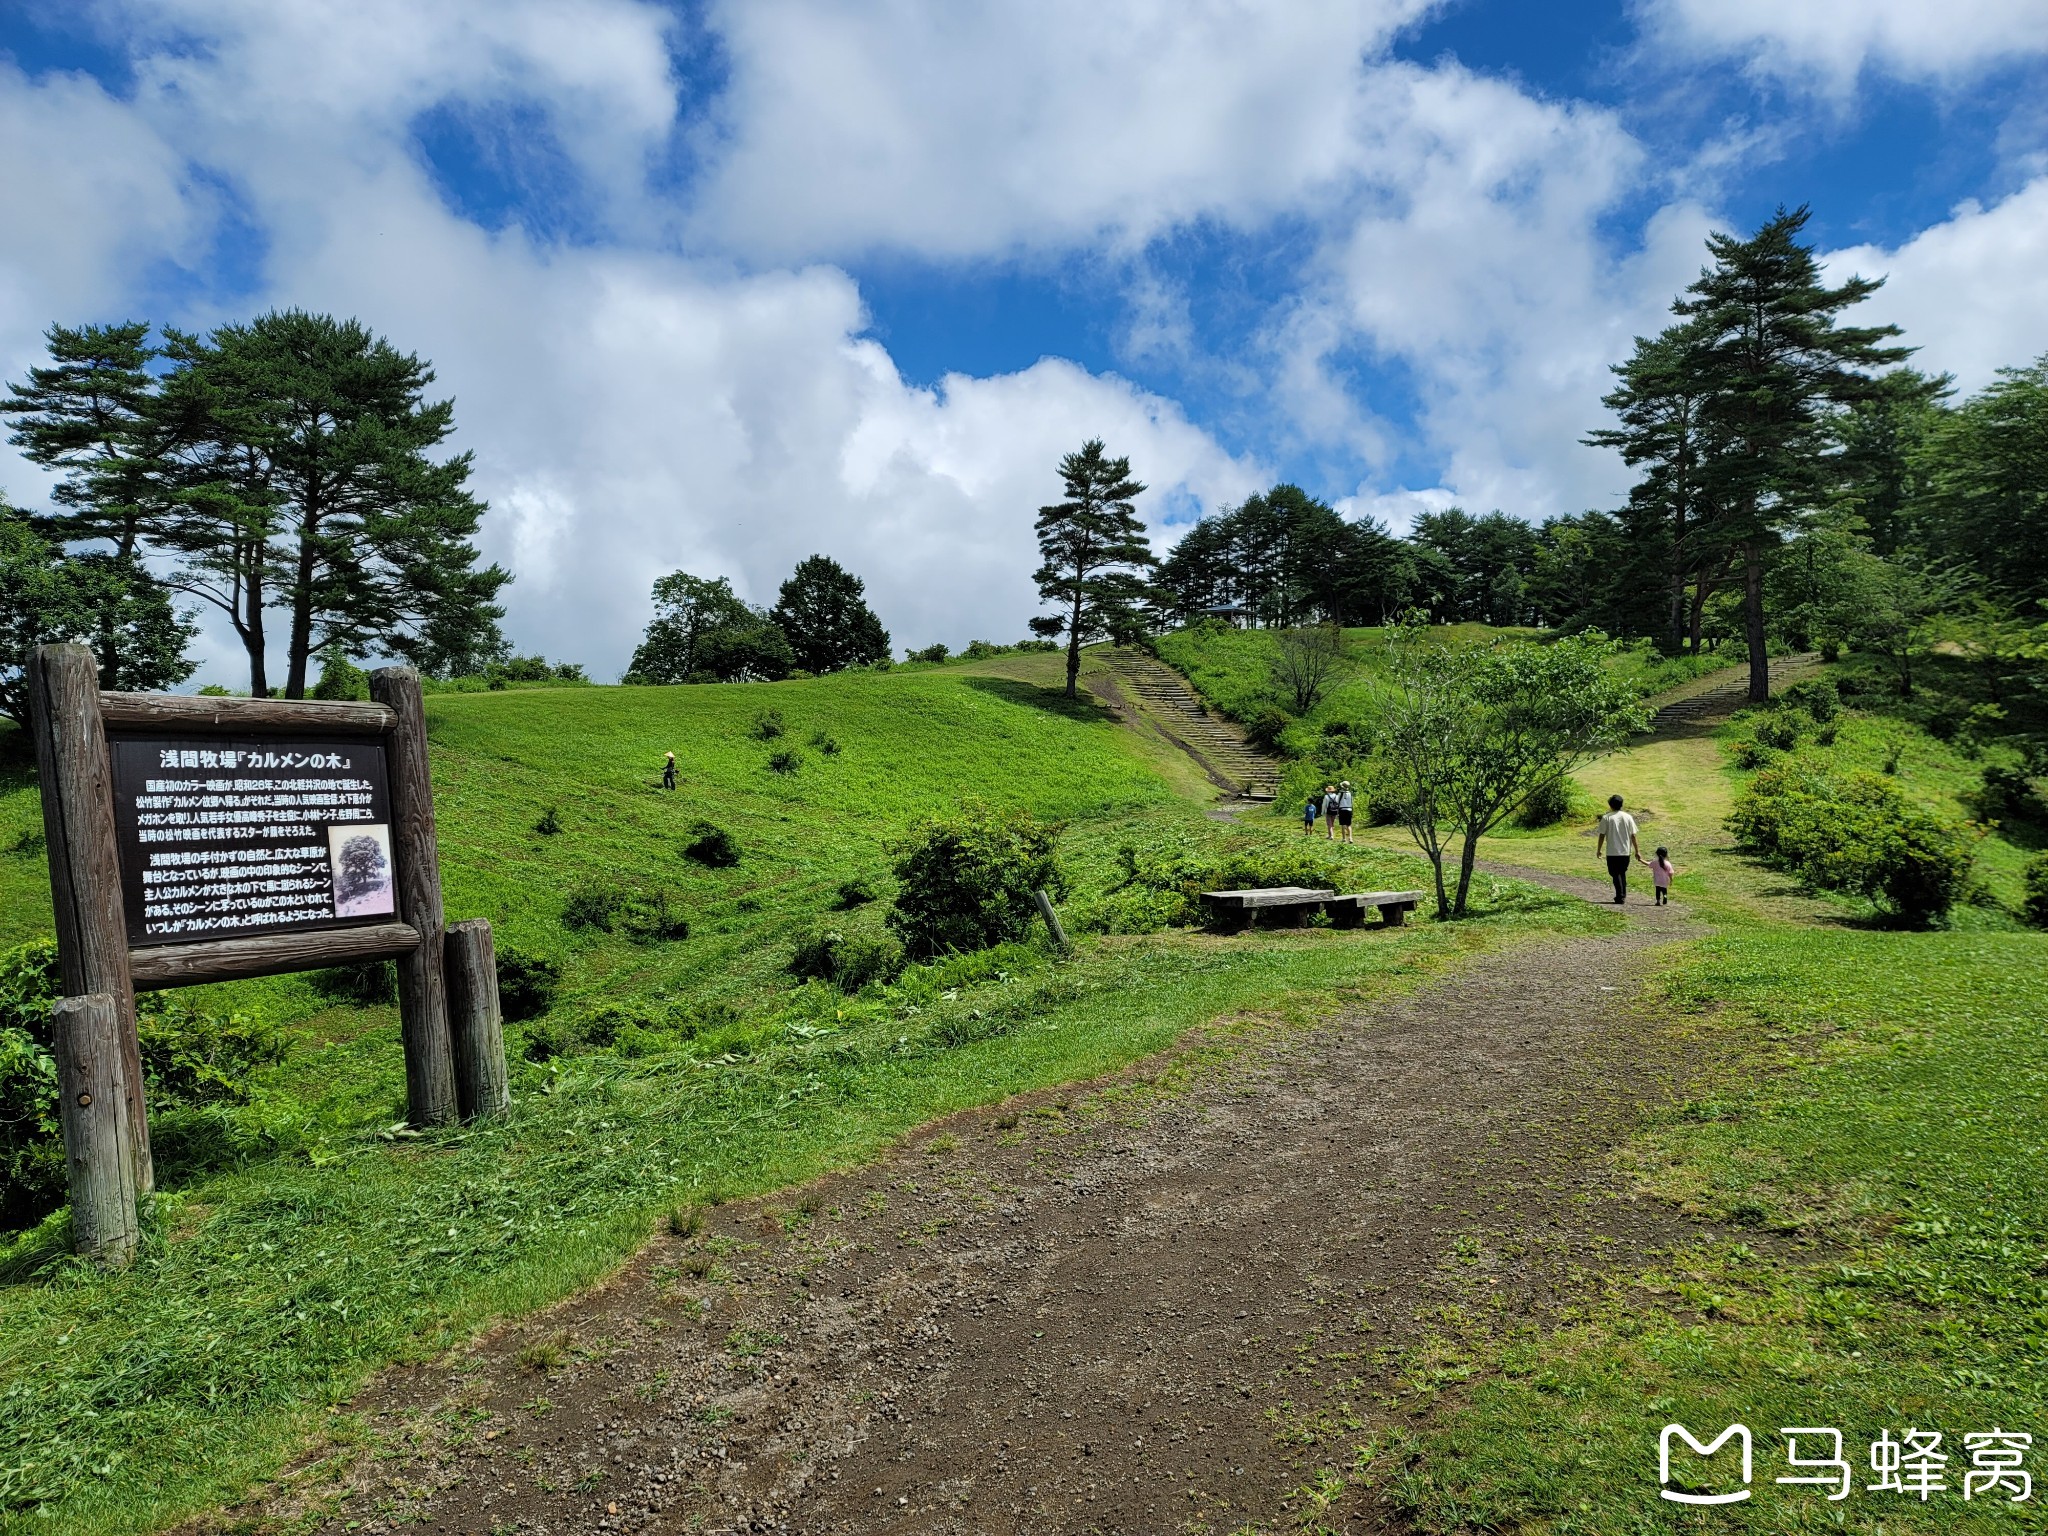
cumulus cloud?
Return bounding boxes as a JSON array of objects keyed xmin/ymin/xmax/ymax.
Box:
[
  {"xmin": 688, "ymin": 0, "xmax": 1441, "ymax": 260},
  {"xmin": 0, "ymin": 0, "xmax": 1265, "ymax": 681},
  {"xmin": 1638, "ymin": 0, "xmax": 2048, "ymax": 89},
  {"xmin": 1824, "ymin": 176, "xmax": 2048, "ymax": 391}
]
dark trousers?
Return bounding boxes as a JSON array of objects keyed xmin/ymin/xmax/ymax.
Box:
[
  {"xmin": 662, "ymin": 766, "xmax": 676, "ymax": 790},
  {"xmin": 1606, "ymin": 855, "xmax": 1631, "ymax": 902}
]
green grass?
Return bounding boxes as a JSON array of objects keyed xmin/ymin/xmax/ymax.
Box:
[
  {"xmin": 1392, "ymin": 927, "xmax": 2048, "ymax": 1533},
  {"xmin": 0, "ymin": 650, "xmax": 1605, "ymax": 1535}
]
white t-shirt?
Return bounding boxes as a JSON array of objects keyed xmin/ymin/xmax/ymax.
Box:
[{"xmin": 1597, "ymin": 810, "xmax": 1638, "ymax": 857}]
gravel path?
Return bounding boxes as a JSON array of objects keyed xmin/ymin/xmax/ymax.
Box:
[{"xmin": 221, "ymin": 895, "xmax": 1722, "ymax": 1536}]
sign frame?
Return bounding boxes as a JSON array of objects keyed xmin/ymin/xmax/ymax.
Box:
[{"xmin": 28, "ymin": 644, "xmax": 504, "ymax": 1264}]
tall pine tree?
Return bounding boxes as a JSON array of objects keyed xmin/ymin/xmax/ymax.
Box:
[
  {"xmin": 1674, "ymin": 206, "xmax": 1912, "ymax": 700},
  {"xmin": 1031, "ymin": 440, "xmax": 1155, "ymax": 698}
]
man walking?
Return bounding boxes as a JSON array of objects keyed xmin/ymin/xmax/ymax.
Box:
[
  {"xmin": 1595, "ymin": 794, "xmax": 1640, "ymax": 903},
  {"xmin": 662, "ymin": 750, "xmax": 678, "ymax": 791}
]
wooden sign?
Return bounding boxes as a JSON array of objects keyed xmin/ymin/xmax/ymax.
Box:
[{"xmin": 28, "ymin": 644, "xmax": 508, "ymax": 1266}]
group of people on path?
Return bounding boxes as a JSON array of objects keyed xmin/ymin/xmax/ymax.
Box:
[
  {"xmin": 1594, "ymin": 793, "xmax": 1675, "ymax": 905},
  {"xmin": 1301, "ymin": 782, "xmax": 1356, "ymax": 843}
]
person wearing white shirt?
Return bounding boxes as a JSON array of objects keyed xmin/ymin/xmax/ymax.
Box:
[{"xmin": 1595, "ymin": 793, "xmax": 1641, "ymax": 903}]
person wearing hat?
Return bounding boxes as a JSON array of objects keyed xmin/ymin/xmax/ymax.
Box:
[
  {"xmin": 1321, "ymin": 784, "xmax": 1340, "ymax": 839},
  {"xmin": 1336, "ymin": 779, "xmax": 1355, "ymax": 843},
  {"xmin": 661, "ymin": 750, "xmax": 678, "ymax": 791}
]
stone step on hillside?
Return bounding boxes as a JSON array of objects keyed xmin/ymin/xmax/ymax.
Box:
[
  {"xmin": 1648, "ymin": 653, "xmax": 1822, "ymax": 733},
  {"xmin": 1103, "ymin": 647, "xmax": 1287, "ymax": 797}
]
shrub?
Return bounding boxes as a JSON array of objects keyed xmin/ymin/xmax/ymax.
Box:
[
  {"xmin": 1514, "ymin": 774, "xmax": 1580, "ymax": 830},
  {"xmin": 888, "ymin": 804, "xmax": 1065, "ymax": 958},
  {"xmin": 1728, "ymin": 765, "xmax": 1975, "ymax": 925},
  {"xmin": 1778, "ymin": 677, "xmax": 1840, "ymax": 722},
  {"xmin": 310, "ymin": 648, "xmax": 369, "ymax": 702},
  {"xmin": 906, "ymin": 643, "xmax": 949, "ymax": 664},
  {"xmin": 1728, "ymin": 736, "xmax": 1775, "ymax": 770},
  {"xmin": 1751, "ymin": 709, "xmax": 1804, "ymax": 751},
  {"xmin": 562, "ymin": 880, "xmax": 629, "ymax": 931},
  {"xmin": 789, "ymin": 927, "xmax": 906, "ymax": 993},
  {"xmin": 533, "ymin": 805, "xmax": 564, "ymax": 836},
  {"xmin": 310, "ymin": 960, "xmax": 397, "ymax": 1005},
  {"xmin": 2, "ymin": 941, "xmax": 286, "ymax": 1231},
  {"xmin": 561, "ymin": 882, "xmax": 689, "ymax": 941},
  {"xmin": 1976, "ymin": 763, "xmax": 2043, "ymax": 825},
  {"xmin": 2023, "ymin": 853, "xmax": 2048, "ymax": 928},
  {"xmin": 767, "ymin": 748, "xmax": 803, "ymax": 774},
  {"xmin": 522, "ymin": 996, "xmax": 728, "ymax": 1062},
  {"xmin": 683, "ymin": 821, "xmax": 741, "ymax": 867},
  {"xmin": 750, "ymin": 709, "xmax": 785, "ymax": 741},
  {"xmin": 1245, "ymin": 706, "xmax": 1291, "ymax": 751},
  {"xmin": 494, "ymin": 945, "xmax": 561, "ymax": 1022},
  {"xmin": 836, "ymin": 874, "xmax": 879, "ymax": 908},
  {"xmin": 810, "ymin": 730, "xmax": 841, "ymax": 755}
]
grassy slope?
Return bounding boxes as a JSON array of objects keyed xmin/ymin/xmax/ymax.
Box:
[
  {"xmin": 0, "ymin": 650, "xmax": 1607, "ymax": 1535},
  {"xmin": 1143, "ymin": 625, "xmax": 2047, "ymax": 1531},
  {"xmin": 1365, "ymin": 684, "xmax": 2045, "ymax": 1530}
]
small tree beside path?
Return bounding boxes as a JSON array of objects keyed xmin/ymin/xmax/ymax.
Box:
[{"xmin": 1377, "ymin": 628, "xmax": 1649, "ymax": 917}]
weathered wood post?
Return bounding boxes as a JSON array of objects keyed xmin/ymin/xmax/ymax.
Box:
[
  {"xmin": 29, "ymin": 644, "xmax": 153, "ymax": 1198},
  {"xmin": 51, "ymin": 993, "xmax": 139, "ymax": 1265},
  {"xmin": 1031, "ymin": 887, "xmax": 1071, "ymax": 952},
  {"xmin": 369, "ymin": 666, "xmax": 458, "ymax": 1127},
  {"xmin": 444, "ymin": 918, "xmax": 509, "ymax": 1120}
]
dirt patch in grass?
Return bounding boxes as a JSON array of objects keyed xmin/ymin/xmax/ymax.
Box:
[{"xmin": 198, "ymin": 904, "xmax": 1752, "ymax": 1536}]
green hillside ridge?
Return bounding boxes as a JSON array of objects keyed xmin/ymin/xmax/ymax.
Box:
[{"xmin": 0, "ymin": 644, "xmax": 1608, "ymax": 1536}]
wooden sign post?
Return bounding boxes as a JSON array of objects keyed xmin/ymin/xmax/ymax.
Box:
[{"xmin": 27, "ymin": 643, "xmax": 508, "ymax": 1266}]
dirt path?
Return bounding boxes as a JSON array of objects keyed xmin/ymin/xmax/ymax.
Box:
[{"xmin": 217, "ymin": 890, "xmax": 1744, "ymax": 1536}]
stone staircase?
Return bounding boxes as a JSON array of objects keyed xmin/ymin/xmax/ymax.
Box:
[
  {"xmin": 1104, "ymin": 648, "xmax": 1286, "ymax": 799},
  {"xmin": 1648, "ymin": 652, "xmax": 1823, "ymax": 734}
]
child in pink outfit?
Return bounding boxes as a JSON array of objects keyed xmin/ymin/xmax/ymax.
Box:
[{"xmin": 1649, "ymin": 846, "xmax": 1676, "ymax": 905}]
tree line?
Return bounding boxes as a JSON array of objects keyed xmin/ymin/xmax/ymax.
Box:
[{"xmin": 2, "ymin": 312, "xmax": 508, "ymax": 716}]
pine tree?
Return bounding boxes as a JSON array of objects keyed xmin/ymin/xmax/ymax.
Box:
[
  {"xmin": 1031, "ymin": 440, "xmax": 1156, "ymax": 698},
  {"xmin": 771, "ymin": 555, "xmax": 890, "ymax": 672},
  {"xmin": 1674, "ymin": 206, "xmax": 1912, "ymax": 700}
]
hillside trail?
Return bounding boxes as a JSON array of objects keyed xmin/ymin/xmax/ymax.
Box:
[
  {"xmin": 216, "ymin": 891, "xmax": 1740, "ymax": 1536},
  {"xmin": 201, "ymin": 658, "xmax": 1772, "ymax": 1536}
]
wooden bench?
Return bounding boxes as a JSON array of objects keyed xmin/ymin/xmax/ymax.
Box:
[
  {"xmin": 1199, "ymin": 887, "xmax": 1425, "ymax": 931},
  {"xmin": 1323, "ymin": 889, "xmax": 1426, "ymax": 928}
]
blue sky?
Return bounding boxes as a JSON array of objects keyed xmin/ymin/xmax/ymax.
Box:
[{"xmin": 3, "ymin": 0, "xmax": 2046, "ymax": 679}]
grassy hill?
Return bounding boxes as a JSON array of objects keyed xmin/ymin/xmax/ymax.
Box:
[{"xmin": 0, "ymin": 647, "xmax": 1606, "ymax": 1535}]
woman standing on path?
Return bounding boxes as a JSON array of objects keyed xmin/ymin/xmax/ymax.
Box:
[
  {"xmin": 1323, "ymin": 784, "xmax": 1341, "ymax": 840},
  {"xmin": 1336, "ymin": 781, "xmax": 1355, "ymax": 845}
]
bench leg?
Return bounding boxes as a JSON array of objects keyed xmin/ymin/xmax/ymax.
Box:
[
  {"xmin": 1327, "ymin": 903, "xmax": 1364, "ymax": 929},
  {"xmin": 1378, "ymin": 902, "xmax": 1408, "ymax": 927}
]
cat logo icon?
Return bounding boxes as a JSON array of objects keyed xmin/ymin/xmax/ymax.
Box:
[{"xmin": 1659, "ymin": 1423, "xmax": 1753, "ymax": 1505}]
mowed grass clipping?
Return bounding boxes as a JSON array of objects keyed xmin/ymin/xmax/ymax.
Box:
[
  {"xmin": 0, "ymin": 656, "xmax": 1600, "ymax": 1535},
  {"xmin": 1388, "ymin": 905, "xmax": 2048, "ymax": 1529}
]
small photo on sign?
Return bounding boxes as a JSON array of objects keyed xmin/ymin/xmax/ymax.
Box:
[{"xmin": 328, "ymin": 823, "xmax": 396, "ymax": 918}]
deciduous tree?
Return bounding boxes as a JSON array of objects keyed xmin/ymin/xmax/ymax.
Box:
[{"xmin": 770, "ymin": 554, "xmax": 890, "ymax": 672}]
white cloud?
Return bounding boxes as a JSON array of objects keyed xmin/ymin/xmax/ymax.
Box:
[
  {"xmin": 0, "ymin": 1, "xmax": 1265, "ymax": 681},
  {"xmin": 1824, "ymin": 176, "xmax": 2048, "ymax": 392},
  {"xmin": 1639, "ymin": 0, "xmax": 2048, "ymax": 89},
  {"xmin": 688, "ymin": 0, "xmax": 1440, "ymax": 260}
]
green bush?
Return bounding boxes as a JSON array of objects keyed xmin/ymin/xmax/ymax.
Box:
[
  {"xmin": 494, "ymin": 945, "xmax": 561, "ymax": 1022},
  {"xmin": 561, "ymin": 881, "xmax": 689, "ymax": 941},
  {"xmin": 888, "ymin": 804, "xmax": 1065, "ymax": 958},
  {"xmin": 1976, "ymin": 763, "xmax": 2043, "ymax": 825},
  {"xmin": 906, "ymin": 643, "xmax": 950, "ymax": 664},
  {"xmin": 683, "ymin": 821, "xmax": 741, "ymax": 867},
  {"xmin": 309, "ymin": 648, "xmax": 369, "ymax": 702},
  {"xmin": 1069, "ymin": 834, "xmax": 1348, "ymax": 934},
  {"xmin": 310, "ymin": 960, "xmax": 397, "ymax": 1005},
  {"xmin": 835, "ymin": 874, "xmax": 879, "ymax": 908},
  {"xmin": 1728, "ymin": 736, "xmax": 1775, "ymax": 770},
  {"xmin": 1728, "ymin": 765, "xmax": 1976, "ymax": 925},
  {"xmin": 767, "ymin": 747, "xmax": 803, "ymax": 774},
  {"xmin": 1, "ymin": 940, "xmax": 288, "ymax": 1231},
  {"xmin": 1778, "ymin": 677, "xmax": 1839, "ymax": 722},
  {"xmin": 2023, "ymin": 853, "xmax": 2048, "ymax": 928},
  {"xmin": 1514, "ymin": 774, "xmax": 1580, "ymax": 830},
  {"xmin": 750, "ymin": 709, "xmax": 785, "ymax": 741},
  {"xmin": 788, "ymin": 927, "xmax": 906, "ymax": 992},
  {"xmin": 809, "ymin": 730, "xmax": 841, "ymax": 755},
  {"xmin": 1751, "ymin": 709, "xmax": 1804, "ymax": 751},
  {"xmin": 533, "ymin": 805, "xmax": 564, "ymax": 836},
  {"xmin": 1245, "ymin": 706, "xmax": 1290, "ymax": 751}
]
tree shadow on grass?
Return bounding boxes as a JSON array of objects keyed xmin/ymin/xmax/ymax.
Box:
[{"xmin": 962, "ymin": 675, "xmax": 1120, "ymax": 725}]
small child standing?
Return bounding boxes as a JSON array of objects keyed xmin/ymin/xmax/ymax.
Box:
[
  {"xmin": 1302, "ymin": 793, "xmax": 1319, "ymax": 836},
  {"xmin": 1649, "ymin": 846, "xmax": 1676, "ymax": 905}
]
